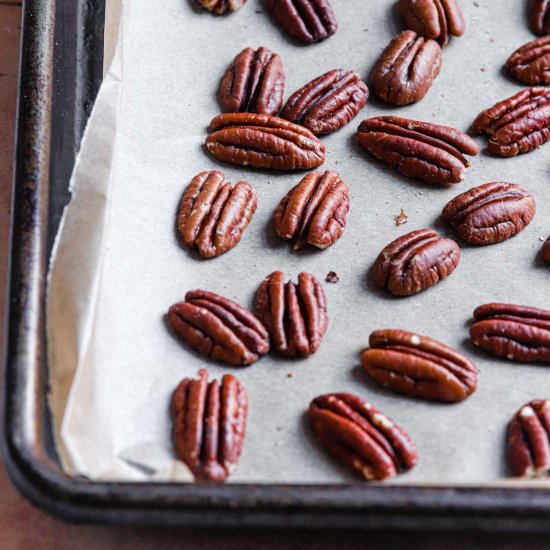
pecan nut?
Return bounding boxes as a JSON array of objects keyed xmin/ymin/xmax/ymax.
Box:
[
  {"xmin": 441, "ymin": 182, "xmax": 536, "ymax": 246},
  {"xmin": 272, "ymin": 171, "xmax": 350, "ymax": 250},
  {"xmin": 168, "ymin": 290, "xmax": 270, "ymax": 365},
  {"xmin": 369, "ymin": 31, "xmax": 442, "ymax": 105},
  {"xmin": 198, "ymin": 0, "xmax": 246, "ymax": 14},
  {"xmin": 206, "ymin": 113, "xmax": 326, "ymax": 170},
  {"xmin": 472, "ymin": 87, "xmax": 550, "ymax": 157},
  {"xmin": 361, "ymin": 329, "xmax": 479, "ymax": 402},
  {"xmin": 308, "ymin": 393, "xmax": 418, "ymax": 480},
  {"xmin": 508, "ymin": 399, "xmax": 550, "ymax": 478},
  {"xmin": 398, "ymin": 0, "xmax": 465, "ymax": 47},
  {"xmin": 372, "ymin": 228, "xmax": 460, "ymax": 297},
  {"xmin": 177, "ymin": 171, "xmax": 257, "ymax": 258},
  {"xmin": 172, "ymin": 369, "xmax": 248, "ymax": 482},
  {"xmin": 470, "ymin": 303, "xmax": 550, "ymax": 363},
  {"xmin": 542, "ymin": 236, "xmax": 550, "ymax": 261},
  {"xmin": 265, "ymin": 0, "xmax": 338, "ymax": 44},
  {"xmin": 219, "ymin": 47, "xmax": 285, "ymax": 115},
  {"xmin": 357, "ymin": 116, "xmax": 478, "ymax": 185},
  {"xmin": 256, "ymin": 271, "xmax": 328, "ymax": 356},
  {"xmin": 529, "ymin": 0, "xmax": 550, "ymax": 35},
  {"xmin": 506, "ymin": 36, "xmax": 550, "ymax": 85},
  {"xmin": 280, "ymin": 69, "xmax": 368, "ymax": 135}
]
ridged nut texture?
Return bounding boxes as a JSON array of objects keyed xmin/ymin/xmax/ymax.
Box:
[
  {"xmin": 272, "ymin": 171, "xmax": 350, "ymax": 250},
  {"xmin": 206, "ymin": 113, "xmax": 326, "ymax": 170},
  {"xmin": 529, "ymin": 0, "xmax": 550, "ymax": 35},
  {"xmin": 308, "ymin": 393, "xmax": 418, "ymax": 480},
  {"xmin": 506, "ymin": 36, "xmax": 550, "ymax": 85},
  {"xmin": 177, "ymin": 171, "xmax": 257, "ymax": 258},
  {"xmin": 361, "ymin": 329, "xmax": 479, "ymax": 402},
  {"xmin": 256, "ymin": 271, "xmax": 328, "ymax": 356},
  {"xmin": 441, "ymin": 182, "xmax": 536, "ymax": 245},
  {"xmin": 357, "ymin": 116, "xmax": 478, "ymax": 185},
  {"xmin": 543, "ymin": 237, "xmax": 550, "ymax": 261},
  {"xmin": 172, "ymin": 369, "xmax": 248, "ymax": 482},
  {"xmin": 198, "ymin": 0, "xmax": 247, "ymax": 14},
  {"xmin": 219, "ymin": 47, "xmax": 285, "ymax": 115},
  {"xmin": 168, "ymin": 290, "xmax": 270, "ymax": 365}
]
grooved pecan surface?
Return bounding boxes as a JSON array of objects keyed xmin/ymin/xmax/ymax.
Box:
[
  {"xmin": 470, "ymin": 303, "xmax": 550, "ymax": 363},
  {"xmin": 472, "ymin": 87, "xmax": 550, "ymax": 157},
  {"xmin": 281, "ymin": 69, "xmax": 368, "ymax": 135},
  {"xmin": 198, "ymin": 0, "xmax": 246, "ymax": 14},
  {"xmin": 506, "ymin": 36, "xmax": 550, "ymax": 85},
  {"xmin": 168, "ymin": 290, "xmax": 270, "ymax": 365},
  {"xmin": 265, "ymin": 0, "xmax": 338, "ymax": 44},
  {"xmin": 272, "ymin": 171, "xmax": 350, "ymax": 250},
  {"xmin": 361, "ymin": 329, "xmax": 479, "ymax": 402},
  {"xmin": 256, "ymin": 271, "xmax": 328, "ymax": 356},
  {"xmin": 508, "ymin": 399, "xmax": 550, "ymax": 477},
  {"xmin": 308, "ymin": 393, "xmax": 418, "ymax": 480},
  {"xmin": 172, "ymin": 369, "xmax": 248, "ymax": 482},
  {"xmin": 357, "ymin": 116, "xmax": 478, "ymax": 185},
  {"xmin": 369, "ymin": 30, "xmax": 442, "ymax": 105},
  {"xmin": 372, "ymin": 228, "xmax": 461, "ymax": 297},
  {"xmin": 441, "ymin": 182, "xmax": 536, "ymax": 246},
  {"xmin": 219, "ymin": 47, "xmax": 285, "ymax": 115},
  {"xmin": 529, "ymin": 0, "xmax": 550, "ymax": 35},
  {"xmin": 177, "ymin": 171, "xmax": 257, "ymax": 258},
  {"xmin": 206, "ymin": 113, "xmax": 326, "ymax": 170},
  {"xmin": 543, "ymin": 236, "xmax": 550, "ymax": 261},
  {"xmin": 398, "ymin": 0, "xmax": 465, "ymax": 46}
]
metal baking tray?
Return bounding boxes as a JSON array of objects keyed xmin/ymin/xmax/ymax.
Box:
[{"xmin": 3, "ymin": 0, "xmax": 550, "ymax": 530}]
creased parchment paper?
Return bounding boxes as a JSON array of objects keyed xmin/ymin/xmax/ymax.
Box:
[{"xmin": 48, "ymin": 0, "xmax": 550, "ymax": 484}]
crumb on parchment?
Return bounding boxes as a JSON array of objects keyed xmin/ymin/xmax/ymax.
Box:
[
  {"xmin": 326, "ymin": 271, "xmax": 339, "ymax": 284},
  {"xmin": 394, "ymin": 208, "xmax": 409, "ymax": 226}
]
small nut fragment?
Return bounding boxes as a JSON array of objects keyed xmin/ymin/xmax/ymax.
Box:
[
  {"xmin": 542, "ymin": 236, "xmax": 550, "ymax": 261},
  {"xmin": 172, "ymin": 369, "xmax": 248, "ymax": 482},
  {"xmin": 394, "ymin": 209, "xmax": 408, "ymax": 226},
  {"xmin": 361, "ymin": 329, "xmax": 478, "ymax": 402},
  {"xmin": 256, "ymin": 271, "xmax": 328, "ymax": 357},
  {"xmin": 272, "ymin": 171, "xmax": 350, "ymax": 250},
  {"xmin": 529, "ymin": 0, "xmax": 550, "ymax": 35},
  {"xmin": 198, "ymin": 0, "xmax": 246, "ymax": 14},
  {"xmin": 506, "ymin": 36, "xmax": 550, "ymax": 85},
  {"xmin": 326, "ymin": 271, "xmax": 339, "ymax": 283},
  {"xmin": 308, "ymin": 393, "xmax": 418, "ymax": 480}
]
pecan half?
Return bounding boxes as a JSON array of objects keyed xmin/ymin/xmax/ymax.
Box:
[
  {"xmin": 177, "ymin": 171, "xmax": 257, "ymax": 258},
  {"xmin": 308, "ymin": 393, "xmax": 418, "ymax": 480},
  {"xmin": 357, "ymin": 116, "xmax": 478, "ymax": 185},
  {"xmin": 280, "ymin": 70, "xmax": 368, "ymax": 135},
  {"xmin": 219, "ymin": 47, "xmax": 285, "ymax": 115},
  {"xmin": 206, "ymin": 113, "xmax": 326, "ymax": 170},
  {"xmin": 256, "ymin": 271, "xmax": 328, "ymax": 356},
  {"xmin": 198, "ymin": 0, "xmax": 246, "ymax": 14},
  {"xmin": 361, "ymin": 329, "xmax": 478, "ymax": 402},
  {"xmin": 372, "ymin": 228, "xmax": 460, "ymax": 297},
  {"xmin": 529, "ymin": 0, "xmax": 550, "ymax": 35},
  {"xmin": 172, "ymin": 369, "xmax": 248, "ymax": 482},
  {"xmin": 398, "ymin": 0, "xmax": 465, "ymax": 47},
  {"xmin": 542, "ymin": 236, "xmax": 550, "ymax": 261},
  {"xmin": 264, "ymin": 0, "xmax": 338, "ymax": 44},
  {"xmin": 472, "ymin": 87, "xmax": 550, "ymax": 157},
  {"xmin": 168, "ymin": 290, "xmax": 270, "ymax": 365},
  {"xmin": 441, "ymin": 182, "xmax": 536, "ymax": 246},
  {"xmin": 272, "ymin": 171, "xmax": 350, "ymax": 250},
  {"xmin": 506, "ymin": 36, "xmax": 550, "ymax": 85},
  {"xmin": 470, "ymin": 303, "xmax": 550, "ymax": 363},
  {"xmin": 508, "ymin": 399, "xmax": 550, "ymax": 478},
  {"xmin": 369, "ymin": 30, "xmax": 442, "ymax": 105}
]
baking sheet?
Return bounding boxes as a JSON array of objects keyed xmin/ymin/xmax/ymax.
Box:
[{"xmin": 47, "ymin": 0, "xmax": 550, "ymax": 484}]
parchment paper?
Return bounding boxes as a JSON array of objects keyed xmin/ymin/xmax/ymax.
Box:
[{"xmin": 47, "ymin": 0, "xmax": 550, "ymax": 484}]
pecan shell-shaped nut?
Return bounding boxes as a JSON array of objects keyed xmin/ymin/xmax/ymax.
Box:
[
  {"xmin": 172, "ymin": 369, "xmax": 247, "ymax": 482},
  {"xmin": 272, "ymin": 171, "xmax": 350, "ymax": 250},
  {"xmin": 529, "ymin": 0, "xmax": 550, "ymax": 35},
  {"xmin": 442, "ymin": 182, "xmax": 536, "ymax": 246},
  {"xmin": 168, "ymin": 290, "xmax": 270, "ymax": 365},
  {"xmin": 361, "ymin": 330, "xmax": 479, "ymax": 402},
  {"xmin": 372, "ymin": 228, "xmax": 461, "ymax": 297},
  {"xmin": 308, "ymin": 393, "xmax": 418, "ymax": 481},
  {"xmin": 281, "ymin": 70, "xmax": 368, "ymax": 135},
  {"xmin": 357, "ymin": 116, "xmax": 478, "ymax": 185},
  {"xmin": 256, "ymin": 271, "xmax": 328, "ymax": 356},
  {"xmin": 206, "ymin": 113, "xmax": 325, "ymax": 170},
  {"xmin": 177, "ymin": 171, "xmax": 257, "ymax": 258},
  {"xmin": 506, "ymin": 36, "xmax": 550, "ymax": 85},
  {"xmin": 470, "ymin": 303, "xmax": 550, "ymax": 363},
  {"xmin": 265, "ymin": 0, "xmax": 338, "ymax": 44},
  {"xmin": 472, "ymin": 87, "xmax": 550, "ymax": 158},
  {"xmin": 369, "ymin": 31, "xmax": 442, "ymax": 106},
  {"xmin": 398, "ymin": 0, "xmax": 465, "ymax": 47},
  {"xmin": 542, "ymin": 237, "xmax": 550, "ymax": 261},
  {"xmin": 198, "ymin": 0, "xmax": 246, "ymax": 14},
  {"xmin": 219, "ymin": 47, "xmax": 285, "ymax": 115},
  {"xmin": 508, "ymin": 399, "xmax": 550, "ymax": 478}
]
